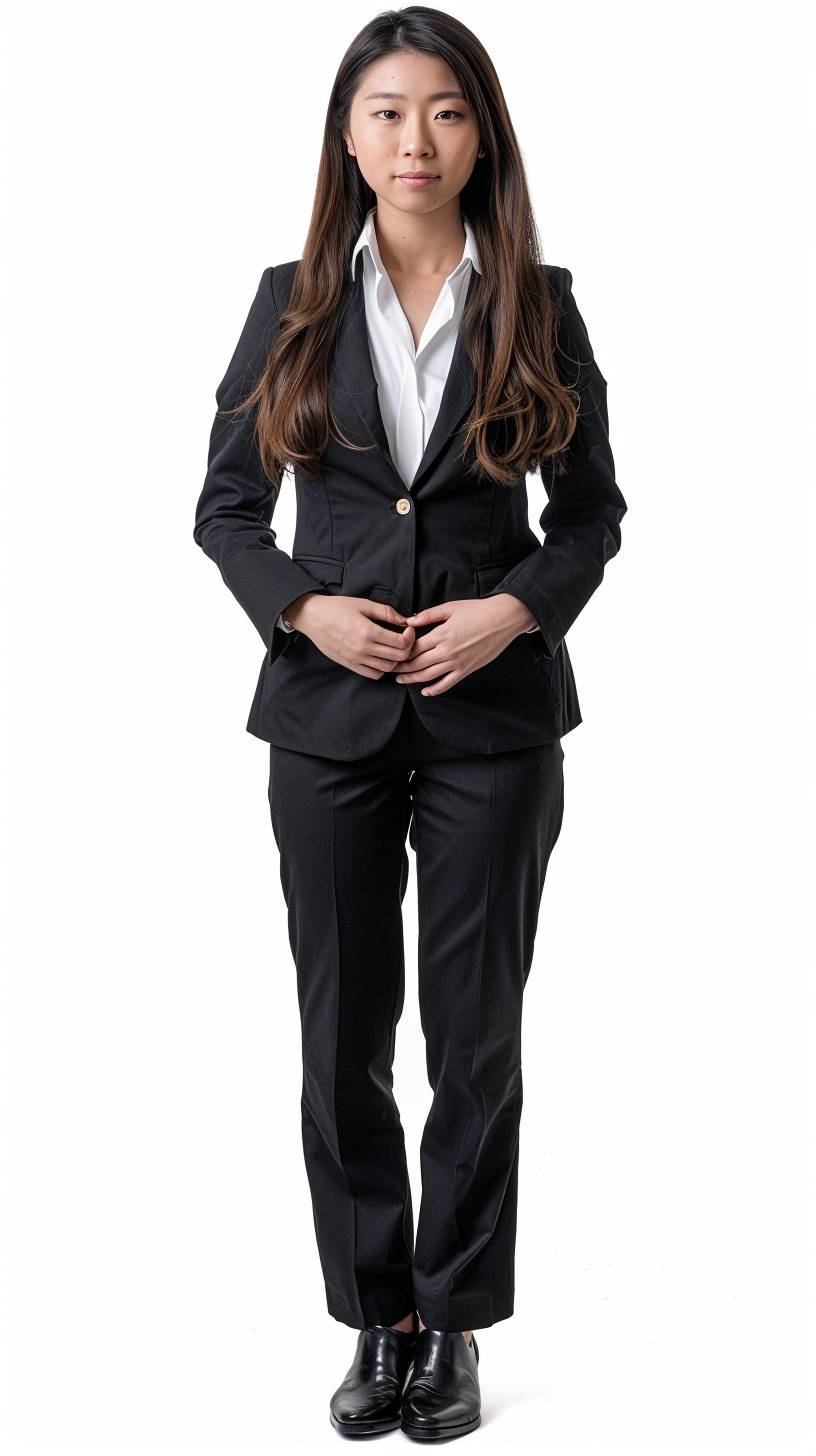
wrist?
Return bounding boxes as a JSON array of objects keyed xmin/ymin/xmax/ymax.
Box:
[
  {"xmin": 282, "ymin": 589, "xmax": 323, "ymax": 631},
  {"xmin": 490, "ymin": 591, "xmax": 537, "ymax": 637}
]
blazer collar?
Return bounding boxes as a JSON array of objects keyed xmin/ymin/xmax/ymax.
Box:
[{"xmin": 329, "ymin": 250, "xmax": 478, "ymax": 494}]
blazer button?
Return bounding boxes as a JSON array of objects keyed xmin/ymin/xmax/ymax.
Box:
[{"xmin": 395, "ymin": 497, "xmax": 412, "ymax": 514}]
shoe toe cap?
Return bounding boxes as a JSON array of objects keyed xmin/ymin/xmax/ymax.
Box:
[
  {"xmin": 403, "ymin": 1387, "xmax": 463, "ymax": 1424},
  {"xmin": 330, "ymin": 1388, "xmax": 399, "ymax": 1425}
]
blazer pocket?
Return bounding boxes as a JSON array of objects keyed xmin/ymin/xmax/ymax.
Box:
[
  {"xmin": 474, "ymin": 557, "xmax": 524, "ymax": 595},
  {"xmin": 267, "ymin": 554, "xmax": 346, "ymax": 665},
  {"xmin": 292, "ymin": 553, "xmax": 345, "ymax": 586},
  {"xmin": 475, "ymin": 558, "xmax": 550, "ymax": 664}
]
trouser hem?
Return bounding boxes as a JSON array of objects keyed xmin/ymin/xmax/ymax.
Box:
[
  {"xmin": 412, "ymin": 1286, "xmax": 515, "ymax": 1331},
  {"xmin": 325, "ymin": 1284, "xmax": 417, "ymax": 1332}
]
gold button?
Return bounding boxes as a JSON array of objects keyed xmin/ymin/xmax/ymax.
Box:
[{"xmin": 395, "ymin": 497, "xmax": 412, "ymax": 514}]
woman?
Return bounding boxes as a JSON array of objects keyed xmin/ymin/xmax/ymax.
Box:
[{"xmin": 193, "ymin": 6, "xmax": 626, "ymax": 1441}]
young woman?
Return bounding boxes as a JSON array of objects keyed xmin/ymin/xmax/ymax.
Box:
[{"xmin": 194, "ymin": 6, "xmax": 626, "ymax": 1440}]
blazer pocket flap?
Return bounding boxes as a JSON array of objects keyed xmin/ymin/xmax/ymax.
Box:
[
  {"xmin": 475, "ymin": 557, "xmax": 523, "ymax": 595},
  {"xmin": 292, "ymin": 553, "xmax": 346, "ymax": 585}
]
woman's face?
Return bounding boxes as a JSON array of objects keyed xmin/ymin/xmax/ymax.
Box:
[{"xmin": 345, "ymin": 49, "xmax": 481, "ymax": 216}]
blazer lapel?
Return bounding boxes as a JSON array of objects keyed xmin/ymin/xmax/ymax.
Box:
[
  {"xmin": 327, "ymin": 258, "xmax": 477, "ymax": 492},
  {"xmin": 411, "ymin": 273, "xmax": 476, "ymax": 491},
  {"xmin": 328, "ymin": 258, "xmax": 395, "ymax": 470}
]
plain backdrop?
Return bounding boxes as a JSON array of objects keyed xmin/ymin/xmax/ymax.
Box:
[{"xmin": 1, "ymin": 1, "xmax": 814, "ymax": 1451}]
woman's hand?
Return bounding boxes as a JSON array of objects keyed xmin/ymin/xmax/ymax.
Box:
[
  {"xmin": 283, "ymin": 592, "xmax": 418, "ymax": 680},
  {"xmin": 390, "ymin": 595, "xmax": 537, "ymax": 696}
]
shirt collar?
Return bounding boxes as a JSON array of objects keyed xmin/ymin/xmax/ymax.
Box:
[{"xmin": 349, "ymin": 206, "xmax": 482, "ymax": 283}]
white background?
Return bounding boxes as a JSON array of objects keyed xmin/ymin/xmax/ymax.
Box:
[{"xmin": 1, "ymin": 1, "xmax": 814, "ymax": 1451}]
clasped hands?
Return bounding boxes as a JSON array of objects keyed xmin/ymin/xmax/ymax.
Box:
[{"xmin": 282, "ymin": 591, "xmax": 537, "ymax": 697}]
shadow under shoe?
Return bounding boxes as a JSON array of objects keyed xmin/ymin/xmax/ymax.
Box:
[
  {"xmin": 401, "ymin": 1327, "xmax": 481, "ymax": 1441},
  {"xmin": 329, "ymin": 1317, "xmax": 420, "ymax": 1437}
]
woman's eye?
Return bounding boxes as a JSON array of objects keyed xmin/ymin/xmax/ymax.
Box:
[{"xmin": 374, "ymin": 110, "xmax": 463, "ymax": 121}]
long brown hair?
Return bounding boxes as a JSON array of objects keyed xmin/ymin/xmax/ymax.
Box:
[{"xmin": 228, "ymin": 6, "xmax": 584, "ymax": 489}]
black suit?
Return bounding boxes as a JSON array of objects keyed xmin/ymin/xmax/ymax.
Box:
[
  {"xmin": 193, "ymin": 258, "xmax": 627, "ymax": 759},
  {"xmin": 194, "ymin": 257, "xmax": 626, "ymax": 1332}
]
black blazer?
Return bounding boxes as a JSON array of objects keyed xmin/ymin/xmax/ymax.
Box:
[{"xmin": 193, "ymin": 257, "xmax": 627, "ymax": 759}]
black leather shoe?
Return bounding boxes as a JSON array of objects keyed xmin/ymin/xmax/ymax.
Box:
[
  {"xmin": 329, "ymin": 1315, "xmax": 419, "ymax": 1437},
  {"xmin": 400, "ymin": 1327, "xmax": 481, "ymax": 1440}
]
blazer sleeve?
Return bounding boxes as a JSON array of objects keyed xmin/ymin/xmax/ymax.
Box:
[
  {"xmin": 193, "ymin": 265, "xmax": 327, "ymax": 649},
  {"xmin": 483, "ymin": 266, "xmax": 628, "ymax": 658}
]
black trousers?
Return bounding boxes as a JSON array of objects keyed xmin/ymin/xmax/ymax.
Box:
[{"xmin": 267, "ymin": 691, "xmax": 565, "ymax": 1332}]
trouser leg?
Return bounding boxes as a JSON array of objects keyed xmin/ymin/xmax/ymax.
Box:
[
  {"xmin": 409, "ymin": 737, "xmax": 566, "ymax": 1330},
  {"xmin": 267, "ymin": 735, "xmax": 416, "ymax": 1329}
]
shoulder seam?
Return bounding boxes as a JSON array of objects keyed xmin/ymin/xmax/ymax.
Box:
[{"xmin": 541, "ymin": 262, "xmax": 573, "ymax": 298}]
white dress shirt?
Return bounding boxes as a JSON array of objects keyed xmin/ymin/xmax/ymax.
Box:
[
  {"xmin": 278, "ymin": 208, "xmax": 534, "ymax": 631},
  {"xmin": 349, "ymin": 204, "xmax": 481, "ymax": 488}
]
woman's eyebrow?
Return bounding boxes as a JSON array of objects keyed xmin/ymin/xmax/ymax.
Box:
[{"xmin": 362, "ymin": 90, "xmax": 467, "ymax": 102}]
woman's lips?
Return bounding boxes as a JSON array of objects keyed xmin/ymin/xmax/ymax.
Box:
[{"xmin": 396, "ymin": 174, "xmax": 439, "ymax": 188}]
